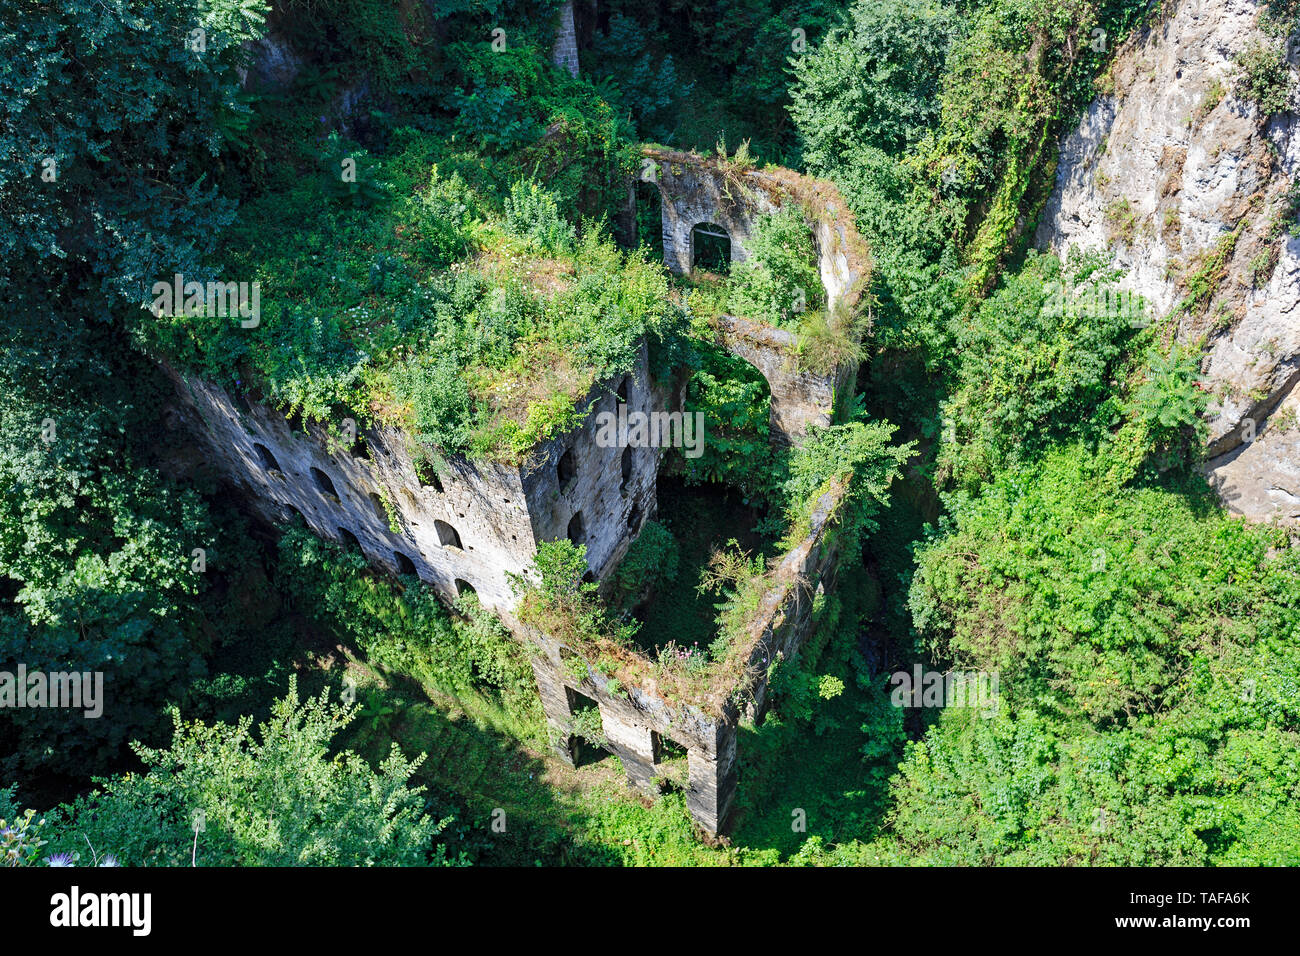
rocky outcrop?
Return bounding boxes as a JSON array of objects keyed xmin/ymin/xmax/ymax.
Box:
[{"xmin": 1035, "ymin": 0, "xmax": 1299, "ymax": 521}]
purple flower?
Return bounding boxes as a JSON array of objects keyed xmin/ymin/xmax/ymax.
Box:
[{"xmin": 44, "ymin": 853, "xmax": 74, "ymax": 867}]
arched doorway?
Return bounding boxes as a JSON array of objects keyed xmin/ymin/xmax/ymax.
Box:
[
  {"xmin": 634, "ymin": 181, "xmax": 665, "ymax": 262},
  {"xmin": 691, "ymin": 222, "xmax": 731, "ymax": 274}
]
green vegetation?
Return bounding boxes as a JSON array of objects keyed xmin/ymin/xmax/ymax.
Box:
[
  {"xmin": 1235, "ymin": 40, "xmax": 1292, "ymax": 117},
  {"xmin": 36, "ymin": 680, "xmax": 460, "ymax": 867},
  {"xmin": 150, "ymin": 128, "xmax": 686, "ymax": 463},
  {"xmin": 5, "ymin": 0, "xmax": 1298, "ymax": 871}
]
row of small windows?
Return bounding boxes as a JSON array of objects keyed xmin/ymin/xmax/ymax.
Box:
[
  {"xmin": 252, "ymin": 432, "xmax": 476, "ymax": 596},
  {"xmin": 255, "ymin": 439, "xmax": 446, "ymax": 500},
  {"xmin": 255, "ymin": 442, "xmax": 469, "ymax": 556},
  {"xmin": 553, "ymin": 377, "xmax": 635, "ymax": 494},
  {"xmin": 336, "ymin": 529, "xmax": 474, "ymax": 597}
]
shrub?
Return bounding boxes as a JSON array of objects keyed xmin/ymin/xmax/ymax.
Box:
[
  {"xmin": 1235, "ymin": 40, "xmax": 1291, "ymax": 117},
  {"xmin": 789, "ymin": 0, "xmax": 962, "ymax": 168},
  {"xmin": 276, "ymin": 528, "xmax": 537, "ymax": 723},
  {"xmin": 610, "ymin": 521, "xmax": 680, "ymax": 610},
  {"xmin": 936, "ymin": 250, "xmax": 1141, "ymax": 493},
  {"xmin": 502, "ymin": 179, "xmax": 576, "ymax": 254},
  {"xmin": 41, "ymin": 679, "xmax": 459, "ymax": 866},
  {"xmin": 726, "ymin": 207, "xmax": 825, "ymax": 327}
]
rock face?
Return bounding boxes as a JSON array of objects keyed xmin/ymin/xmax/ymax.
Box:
[{"xmin": 1034, "ymin": 0, "xmax": 1300, "ymax": 521}]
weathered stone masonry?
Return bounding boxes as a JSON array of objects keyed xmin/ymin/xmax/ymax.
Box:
[
  {"xmin": 551, "ymin": 1, "xmax": 580, "ymax": 77},
  {"xmin": 164, "ymin": 343, "xmax": 662, "ymax": 613},
  {"xmin": 526, "ymin": 479, "xmax": 850, "ymax": 834},
  {"xmin": 639, "ymin": 146, "xmax": 872, "ymax": 444},
  {"xmin": 161, "ymin": 126, "xmax": 871, "ymax": 837}
]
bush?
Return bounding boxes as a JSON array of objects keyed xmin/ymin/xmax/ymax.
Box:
[
  {"xmin": 610, "ymin": 521, "xmax": 680, "ymax": 610},
  {"xmin": 911, "ymin": 447, "xmax": 1299, "ymax": 723},
  {"xmin": 681, "ymin": 340, "xmax": 777, "ymax": 499},
  {"xmin": 789, "ymin": 0, "xmax": 962, "ymax": 168},
  {"xmin": 783, "ymin": 415, "xmax": 914, "ymax": 548},
  {"xmin": 275, "ymin": 528, "xmax": 537, "ymax": 724},
  {"xmin": 936, "ymin": 250, "xmax": 1144, "ymax": 493},
  {"xmin": 726, "ymin": 207, "xmax": 825, "ymax": 327},
  {"xmin": 1235, "ymin": 40, "xmax": 1291, "ymax": 117},
  {"xmin": 502, "ymin": 179, "xmax": 576, "ymax": 254},
  {"xmin": 40, "ymin": 679, "xmax": 460, "ymax": 867}
]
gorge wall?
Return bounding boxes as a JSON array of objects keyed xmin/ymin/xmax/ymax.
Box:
[{"xmin": 1035, "ymin": 0, "xmax": 1300, "ymax": 521}]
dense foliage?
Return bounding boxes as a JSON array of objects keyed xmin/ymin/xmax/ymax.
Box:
[
  {"xmin": 36, "ymin": 680, "xmax": 459, "ymax": 866},
  {"xmin": 5, "ymin": 0, "xmax": 1298, "ymax": 870},
  {"xmin": 276, "ymin": 527, "xmax": 540, "ymax": 731}
]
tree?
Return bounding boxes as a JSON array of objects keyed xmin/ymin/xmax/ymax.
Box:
[
  {"xmin": 789, "ymin": 0, "xmax": 961, "ymax": 170},
  {"xmin": 0, "ymin": 307, "xmax": 216, "ymax": 781},
  {"xmin": 41, "ymin": 679, "xmax": 461, "ymax": 867},
  {"xmin": 0, "ymin": 0, "xmax": 267, "ymax": 316}
]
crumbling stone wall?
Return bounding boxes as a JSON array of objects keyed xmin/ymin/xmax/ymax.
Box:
[
  {"xmin": 551, "ymin": 1, "xmax": 580, "ymax": 77},
  {"xmin": 526, "ymin": 479, "xmax": 849, "ymax": 835},
  {"xmin": 639, "ymin": 146, "xmax": 870, "ymax": 312},
  {"xmin": 638, "ymin": 146, "xmax": 870, "ymax": 443},
  {"xmin": 717, "ymin": 315, "xmax": 855, "ymax": 445},
  {"xmin": 644, "ymin": 151, "xmax": 772, "ymax": 275},
  {"xmin": 519, "ymin": 346, "xmax": 662, "ymax": 582},
  {"xmin": 163, "ymin": 344, "xmax": 661, "ymax": 612}
]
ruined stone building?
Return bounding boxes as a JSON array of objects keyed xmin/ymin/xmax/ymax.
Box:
[{"xmin": 164, "ymin": 144, "xmax": 870, "ymax": 837}]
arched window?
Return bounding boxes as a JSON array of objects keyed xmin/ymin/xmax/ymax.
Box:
[
  {"xmin": 620, "ymin": 447, "xmax": 633, "ymax": 496},
  {"xmin": 284, "ymin": 504, "xmax": 306, "ymax": 525},
  {"xmin": 310, "ymin": 467, "xmax": 338, "ymax": 499},
  {"xmin": 338, "ymin": 527, "xmax": 361, "ymax": 551},
  {"xmin": 393, "ymin": 551, "xmax": 417, "ymax": 576},
  {"xmin": 416, "ymin": 460, "xmax": 444, "ymax": 493},
  {"xmin": 557, "ymin": 448, "xmax": 576, "ymax": 492},
  {"xmin": 253, "ymin": 443, "xmax": 280, "ymax": 471},
  {"xmin": 628, "ymin": 502, "xmax": 642, "ymax": 533},
  {"xmin": 454, "ymin": 579, "xmax": 476, "ymax": 599},
  {"xmin": 568, "ymin": 511, "xmax": 586, "ymax": 546},
  {"xmin": 434, "ymin": 520, "xmax": 463, "ymax": 549},
  {"xmin": 617, "ymin": 376, "xmax": 630, "ymax": 405},
  {"xmin": 369, "ymin": 492, "xmax": 387, "ymax": 520},
  {"xmin": 691, "ymin": 222, "xmax": 731, "ymax": 273}
]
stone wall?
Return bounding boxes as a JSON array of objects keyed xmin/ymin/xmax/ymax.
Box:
[
  {"xmin": 638, "ymin": 146, "xmax": 870, "ymax": 444},
  {"xmin": 717, "ymin": 315, "xmax": 855, "ymax": 445},
  {"xmin": 551, "ymin": 1, "xmax": 580, "ymax": 77},
  {"xmin": 639, "ymin": 146, "xmax": 871, "ymax": 313},
  {"xmin": 518, "ymin": 345, "xmax": 663, "ymax": 582},
  {"xmin": 163, "ymin": 343, "xmax": 662, "ymax": 612},
  {"xmin": 525, "ymin": 479, "xmax": 849, "ymax": 835}
]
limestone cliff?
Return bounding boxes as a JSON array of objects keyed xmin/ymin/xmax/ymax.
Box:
[{"xmin": 1035, "ymin": 0, "xmax": 1299, "ymax": 521}]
